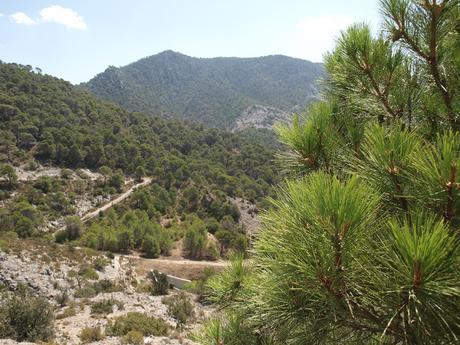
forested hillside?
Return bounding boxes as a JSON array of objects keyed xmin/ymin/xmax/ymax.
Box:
[
  {"xmin": 83, "ymin": 51, "xmax": 325, "ymax": 128},
  {"xmin": 0, "ymin": 62, "xmax": 276, "ymax": 201},
  {"xmin": 0, "ymin": 62, "xmax": 277, "ymax": 258}
]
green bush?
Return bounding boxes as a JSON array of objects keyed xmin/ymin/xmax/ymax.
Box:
[
  {"xmin": 91, "ymin": 299, "xmax": 124, "ymax": 315},
  {"xmin": 122, "ymin": 330, "xmax": 144, "ymax": 345},
  {"xmin": 183, "ymin": 221, "xmax": 207, "ymax": 259},
  {"xmin": 0, "ymin": 286, "xmax": 54, "ymax": 342},
  {"xmin": 56, "ymin": 306, "xmax": 77, "ymax": 319},
  {"xmin": 107, "ymin": 312, "xmax": 169, "ymax": 336},
  {"xmin": 78, "ymin": 266, "xmax": 99, "ymax": 280},
  {"xmin": 148, "ymin": 270, "xmax": 170, "ymax": 295},
  {"xmin": 93, "ymin": 279, "xmax": 122, "ymax": 294},
  {"xmin": 79, "ymin": 326, "xmax": 105, "ymax": 343},
  {"xmin": 74, "ymin": 286, "xmax": 97, "ymax": 298},
  {"xmin": 162, "ymin": 292, "xmax": 195, "ymax": 326},
  {"xmin": 141, "ymin": 235, "xmax": 160, "ymax": 258},
  {"xmin": 90, "ymin": 299, "xmax": 114, "ymax": 315}
]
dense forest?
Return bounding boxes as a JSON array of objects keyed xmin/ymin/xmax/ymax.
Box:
[
  {"xmin": 0, "ymin": 62, "xmax": 276, "ymax": 257},
  {"xmin": 83, "ymin": 51, "xmax": 324, "ymax": 128}
]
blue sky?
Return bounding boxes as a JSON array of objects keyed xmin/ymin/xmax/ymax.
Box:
[{"xmin": 0, "ymin": 1, "xmax": 380, "ymax": 84}]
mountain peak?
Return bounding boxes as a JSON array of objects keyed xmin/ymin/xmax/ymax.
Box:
[{"xmin": 85, "ymin": 53, "xmax": 325, "ymax": 128}]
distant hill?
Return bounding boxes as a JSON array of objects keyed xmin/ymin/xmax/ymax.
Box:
[{"xmin": 82, "ymin": 51, "xmax": 325, "ymax": 129}]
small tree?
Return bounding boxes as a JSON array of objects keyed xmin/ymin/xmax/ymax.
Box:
[
  {"xmin": 141, "ymin": 235, "xmax": 160, "ymax": 258},
  {"xmin": 134, "ymin": 165, "xmax": 145, "ymax": 182},
  {"xmin": 0, "ymin": 285, "xmax": 55, "ymax": 342},
  {"xmin": 0, "ymin": 164, "xmax": 17, "ymax": 188}
]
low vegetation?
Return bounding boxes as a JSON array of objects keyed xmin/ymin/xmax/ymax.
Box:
[
  {"xmin": 0, "ymin": 285, "xmax": 54, "ymax": 342},
  {"xmin": 79, "ymin": 326, "xmax": 105, "ymax": 343},
  {"xmin": 107, "ymin": 312, "xmax": 169, "ymax": 337},
  {"xmin": 162, "ymin": 292, "xmax": 195, "ymax": 326}
]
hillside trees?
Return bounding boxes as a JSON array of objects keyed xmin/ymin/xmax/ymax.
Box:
[{"xmin": 199, "ymin": 1, "xmax": 460, "ymax": 344}]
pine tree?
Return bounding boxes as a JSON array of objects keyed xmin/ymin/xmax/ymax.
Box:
[{"xmin": 196, "ymin": 1, "xmax": 460, "ymax": 344}]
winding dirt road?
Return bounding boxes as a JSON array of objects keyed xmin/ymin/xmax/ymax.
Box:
[{"xmin": 81, "ymin": 177, "xmax": 152, "ymax": 223}]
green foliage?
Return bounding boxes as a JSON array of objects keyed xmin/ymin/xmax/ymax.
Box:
[
  {"xmin": 73, "ymin": 286, "xmax": 97, "ymax": 298},
  {"xmin": 91, "ymin": 299, "xmax": 124, "ymax": 315},
  {"xmin": 198, "ymin": 2, "xmax": 460, "ymax": 344},
  {"xmin": 184, "ymin": 218, "xmax": 208, "ymax": 259},
  {"xmin": 55, "ymin": 216, "xmax": 83, "ymax": 243},
  {"xmin": 0, "ymin": 286, "xmax": 54, "ymax": 342},
  {"xmin": 184, "ymin": 267, "xmax": 216, "ymax": 302},
  {"xmin": 0, "ymin": 163, "xmax": 17, "ymax": 188},
  {"xmin": 84, "ymin": 51, "xmax": 324, "ymax": 128},
  {"xmin": 141, "ymin": 235, "xmax": 160, "ymax": 258},
  {"xmin": 148, "ymin": 270, "xmax": 170, "ymax": 296},
  {"xmin": 192, "ymin": 312, "xmax": 270, "ymax": 345},
  {"xmin": 107, "ymin": 312, "xmax": 169, "ymax": 337},
  {"xmin": 79, "ymin": 326, "xmax": 105, "ymax": 343},
  {"xmin": 80, "ymin": 210, "xmax": 172, "ymax": 255},
  {"xmin": 122, "ymin": 330, "xmax": 144, "ymax": 345},
  {"xmin": 0, "ymin": 62, "xmax": 275, "ymax": 205},
  {"xmin": 162, "ymin": 292, "xmax": 195, "ymax": 326}
]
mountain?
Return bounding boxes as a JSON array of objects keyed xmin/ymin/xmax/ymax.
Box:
[{"xmin": 82, "ymin": 50, "xmax": 325, "ymax": 129}]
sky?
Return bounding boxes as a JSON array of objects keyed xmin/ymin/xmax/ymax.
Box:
[{"xmin": 0, "ymin": 0, "xmax": 380, "ymax": 84}]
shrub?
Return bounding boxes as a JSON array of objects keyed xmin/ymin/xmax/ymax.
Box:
[
  {"xmin": 122, "ymin": 330, "xmax": 144, "ymax": 345},
  {"xmin": 162, "ymin": 292, "xmax": 195, "ymax": 326},
  {"xmin": 93, "ymin": 279, "xmax": 122, "ymax": 294},
  {"xmin": 148, "ymin": 270, "xmax": 169, "ymax": 295},
  {"xmin": 56, "ymin": 306, "xmax": 76, "ymax": 319},
  {"xmin": 0, "ymin": 286, "xmax": 54, "ymax": 342},
  {"xmin": 91, "ymin": 299, "xmax": 114, "ymax": 315},
  {"xmin": 184, "ymin": 222, "xmax": 207, "ymax": 259},
  {"xmin": 74, "ymin": 286, "xmax": 96, "ymax": 298},
  {"xmin": 141, "ymin": 235, "xmax": 160, "ymax": 258},
  {"xmin": 91, "ymin": 299, "xmax": 124, "ymax": 315},
  {"xmin": 78, "ymin": 266, "xmax": 99, "ymax": 280},
  {"xmin": 93, "ymin": 257, "xmax": 110, "ymax": 271},
  {"xmin": 79, "ymin": 326, "xmax": 105, "ymax": 343},
  {"xmin": 107, "ymin": 312, "xmax": 169, "ymax": 336}
]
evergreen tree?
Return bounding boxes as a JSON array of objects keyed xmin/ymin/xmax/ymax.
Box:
[{"xmin": 198, "ymin": 1, "xmax": 460, "ymax": 344}]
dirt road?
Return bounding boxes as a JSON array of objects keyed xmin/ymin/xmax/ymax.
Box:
[
  {"xmin": 81, "ymin": 177, "xmax": 152, "ymax": 222},
  {"xmin": 121, "ymin": 254, "xmax": 228, "ymax": 280}
]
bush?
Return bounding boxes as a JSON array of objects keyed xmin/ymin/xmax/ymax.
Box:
[
  {"xmin": 148, "ymin": 270, "xmax": 169, "ymax": 295},
  {"xmin": 93, "ymin": 256, "xmax": 110, "ymax": 271},
  {"xmin": 91, "ymin": 299, "xmax": 124, "ymax": 315},
  {"xmin": 184, "ymin": 222, "xmax": 207, "ymax": 259},
  {"xmin": 78, "ymin": 266, "xmax": 99, "ymax": 280},
  {"xmin": 91, "ymin": 299, "xmax": 114, "ymax": 315},
  {"xmin": 93, "ymin": 279, "xmax": 122, "ymax": 294},
  {"xmin": 0, "ymin": 286, "xmax": 54, "ymax": 342},
  {"xmin": 141, "ymin": 235, "xmax": 160, "ymax": 258},
  {"xmin": 79, "ymin": 326, "xmax": 105, "ymax": 343},
  {"xmin": 162, "ymin": 292, "xmax": 195, "ymax": 326},
  {"xmin": 122, "ymin": 330, "xmax": 144, "ymax": 345},
  {"xmin": 56, "ymin": 306, "xmax": 76, "ymax": 319},
  {"xmin": 107, "ymin": 312, "xmax": 169, "ymax": 336},
  {"xmin": 74, "ymin": 286, "xmax": 96, "ymax": 298}
]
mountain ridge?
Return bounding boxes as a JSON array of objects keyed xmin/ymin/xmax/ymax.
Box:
[{"xmin": 82, "ymin": 50, "xmax": 325, "ymax": 128}]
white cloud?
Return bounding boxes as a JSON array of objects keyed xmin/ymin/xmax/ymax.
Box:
[
  {"xmin": 0, "ymin": 13, "xmax": 4, "ymax": 17},
  {"xmin": 291, "ymin": 15, "xmax": 354, "ymax": 62},
  {"xmin": 10, "ymin": 12, "xmax": 36, "ymax": 26},
  {"xmin": 39, "ymin": 5, "xmax": 87, "ymax": 30}
]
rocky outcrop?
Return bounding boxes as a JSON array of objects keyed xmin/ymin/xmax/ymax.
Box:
[{"xmin": 232, "ymin": 104, "xmax": 292, "ymax": 131}]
